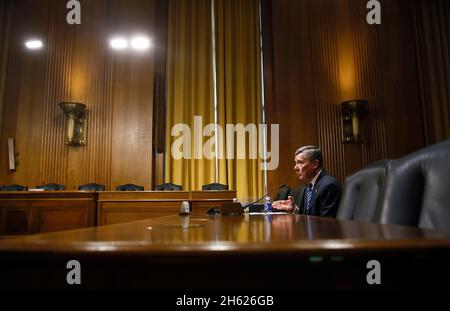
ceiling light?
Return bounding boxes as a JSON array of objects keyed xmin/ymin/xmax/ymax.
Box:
[
  {"xmin": 25, "ymin": 40, "xmax": 43, "ymax": 50},
  {"xmin": 131, "ymin": 36, "xmax": 151, "ymax": 51},
  {"xmin": 110, "ymin": 37, "xmax": 128, "ymax": 50}
]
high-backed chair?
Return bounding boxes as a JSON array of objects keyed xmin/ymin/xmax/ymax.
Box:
[
  {"xmin": 154, "ymin": 183, "xmax": 182, "ymax": 191},
  {"xmin": 37, "ymin": 183, "xmax": 65, "ymax": 190},
  {"xmin": 0, "ymin": 184, "xmax": 28, "ymax": 191},
  {"xmin": 78, "ymin": 183, "xmax": 105, "ymax": 191},
  {"xmin": 274, "ymin": 185, "xmax": 291, "ymax": 201},
  {"xmin": 379, "ymin": 140, "xmax": 450, "ymax": 231},
  {"xmin": 115, "ymin": 183, "xmax": 144, "ymax": 191},
  {"xmin": 201, "ymin": 183, "xmax": 228, "ymax": 190},
  {"xmin": 337, "ymin": 160, "xmax": 389, "ymax": 222}
]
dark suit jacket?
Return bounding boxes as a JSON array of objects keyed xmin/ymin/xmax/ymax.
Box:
[{"xmin": 290, "ymin": 170, "xmax": 342, "ymax": 217}]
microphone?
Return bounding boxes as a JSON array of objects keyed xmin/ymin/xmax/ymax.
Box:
[
  {"xmin": 206, "ymin": 184, "xmax": 287, "ymax": 216},
  {"xmin": 242, "ymin": 184, "xmax": 287, "ymax": 210}
]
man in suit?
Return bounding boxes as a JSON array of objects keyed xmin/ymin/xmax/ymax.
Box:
[{"xmin": 272, "ymin": 145, "xmax": 342, "ymax": 217}]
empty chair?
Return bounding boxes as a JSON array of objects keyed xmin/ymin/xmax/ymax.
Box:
[
  {"xmin": 115, "ymin": 183, "xmax": 144, "ymax": 191},
  {"xmin": 37, "ymin": 183, "xmax": 65, "ymax": 190},
  {"xmin": 0, "ymin": 184, "xmax": 28, "ymax": 191},
  {"xmin": 154, "ymin": 183, "xmax": 182, "ymax": 191},
  {"xmin": 78, "ymin": 183, "xmax": 105, "ymax": 191},
  {"xmin": 201, "ymin": 183, "xmax": 228, "ymax": 190},
  {"xmin": 379, "ymin": 140, "xmax": 450, "ymax": 231},
  {"xmin": 337, "ymin": 160, "xmax": 389, "ymax": 222}
]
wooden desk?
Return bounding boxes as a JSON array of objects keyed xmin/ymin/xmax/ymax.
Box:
[
  {"xmin": 1, "ymin": 213, "xmax": 450, "ymax": 290},
  {"xmin": 0, "ymin": 190, "xmax": 236, "ymax": 234},
  {"xmin": 97, "ymin": 190, "xmax": 236, "ymax": 225},
  {"xmin": 0, "ymin": 191, "xmax": 97, "ymax": 235}
]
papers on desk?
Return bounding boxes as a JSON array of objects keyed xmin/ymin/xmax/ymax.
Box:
[{"xmin": 248, "ymin": 212, "xmax": 288, "ymax": 215}]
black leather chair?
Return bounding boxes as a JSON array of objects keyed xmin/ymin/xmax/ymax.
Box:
[
  {"xmin": 201, "ymin": 183, "xmax": 228, "ymax": 190},
  {"xmin": 115, "ymin": 183, "xmax": 144, "ymax": 191},
  {"xmin": 0, "ymin": 184, "xmax": 28, "ymax": 191},
  {"xmin": 274, "ymin": 185, "xmax": 291, "ymax": 201},
  {"xmin": 154, "ymin": 183, "xmax": 182, "ymax": 191},
  {"xmin": 337, "ymin": 160, "xmax": 389, "ymax": 222},
  {"xmin": 37, "ymin": 183, "xmax": 65, "ymax": 190},
  {"xmin": 78, "ymin": 183, "xmax": 105, "ymax": 191},
  {"xmin": 378, "ymin": 140, "xmax": 450, "ymax": 231}
]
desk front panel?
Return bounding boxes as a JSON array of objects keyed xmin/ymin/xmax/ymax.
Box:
[
  {"xmin": 0, "ymin": 191, "xmax": 236, "ymax": 233},
  {"xmin": 98, "ymin": 201, "xmax": 181, "ymax": 225},
  {"xmin": 1, "ymin": 214, "xmax": 450, "ymax": 290},
  {"xmin": 97, "ymin": 190, "xmax": 236, "ymax": 225},
  {"xmin": 0, "ymin": 191, "xmax": 97, "ymax": 235}
]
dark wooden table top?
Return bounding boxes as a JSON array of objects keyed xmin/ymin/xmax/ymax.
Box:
[
  {"xmin": 1, "ymin": 213, "xmax": 450, "ymax": 291},
  {"xmin": 1, "ymin": 213, "xmax": 450, "ymax": 254}
]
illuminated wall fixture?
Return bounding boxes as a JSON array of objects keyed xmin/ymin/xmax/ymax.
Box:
[
  {"xmin": 341, "ymin": 99, "xmax": 367, "ymax": 143},
  {"xmin": 58, "ymin": 102, "xmax": 86, "ymax": 146}
]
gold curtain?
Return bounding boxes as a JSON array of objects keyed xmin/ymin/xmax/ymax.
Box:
[
  {"xmin": 165, "ymin": 0, "xmax": 264, "ymax": 201},
  {"xmin": 165, "ymin": 0, "xmax": 215, "ymax": 191},
  {"xmin": 215, "ymin": 0, "xmax": 264, "ymax": 202}
]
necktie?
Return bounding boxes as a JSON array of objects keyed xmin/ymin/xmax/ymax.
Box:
[{"xmin": 305, "ymin": 184, "xmax": 313, "ymax": 215}]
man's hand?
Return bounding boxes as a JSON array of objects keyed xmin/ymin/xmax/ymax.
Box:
[{"xmin": 272, "ymin": 195, "xmax": 295, "ymax": 212}]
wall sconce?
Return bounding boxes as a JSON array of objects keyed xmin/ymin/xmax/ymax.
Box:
[
  {"xmin": 341, "ymin": 99, "xmax": 367, "ymax": 143},
  {"xmin": 58, "ymin": 102, "xmax": 86, "ymax": 146}
]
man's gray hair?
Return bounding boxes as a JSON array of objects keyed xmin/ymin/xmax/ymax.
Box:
[{"xmin": 295, "ymin": 145, "xmax": 323, "ymax": 167}]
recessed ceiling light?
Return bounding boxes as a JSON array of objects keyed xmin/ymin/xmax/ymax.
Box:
[
  {"xmin": 131, "ymin": 36, "xmax": 151, "ymax": 51},
  {"xmin": 110, "ymin": 37, "xmax": 128, "ymax": 50},
  {"xmin": 25, "ymin": 40, "xmax": 43, "ymax": 50}
]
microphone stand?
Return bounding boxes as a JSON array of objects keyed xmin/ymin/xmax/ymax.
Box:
[{"xmin": 242, "ymin": 184, "xmax": 286, "ymax": 212}]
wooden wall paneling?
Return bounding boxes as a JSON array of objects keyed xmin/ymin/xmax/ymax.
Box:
[
  {"xmin": 0, "ymin": 0, "xmax": 431, "ymax": 195},
  {"xmin": 0, "ymin": 0, "xmax": 157, "ymax": 190},
  {"xmin": 110, "ymin": 0, "xmax": 155, "ymax": 191},
  {"xmin": 39, "ymin": 0, "xmax": 72, "ymax": 188},
  {"xmin": 0, "ymin": 0, "xmax": 12, "ymax": 142},
  {"xmin": 334, "ymin": 0, "xmax": 363, "ymax": 177},
  {"xmin": 265, "ymin": 0, "xmax": 426, "ymax": 188},
  {"xmin": 1, "ymin": 0, "xmax": 51, "ymax": 187},
  {"xmin": 268, "ymin": 0, "xmax": 317, "ymax": 190},
  {"xmin": 67, "ymin": 0, "xmax": 116, "ymax": 190},
  {"xmin": 348, "ymin": 0, "xmax": 387, "ymax": 168},
  {"xmin": 89, "ymin": 0, "xmax": 115, "ymax": 191},
  {"xmin": 310, "ymin": 0, "xmax": 346, "ymax": 181},
  {"xmin": 65, "ymin": 0, "xmax": 90, "ymax": 190}
]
